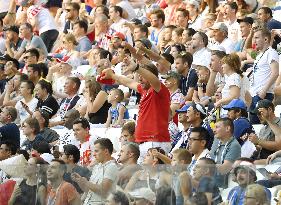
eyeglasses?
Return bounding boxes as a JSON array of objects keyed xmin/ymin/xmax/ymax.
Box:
[{"xmin": 189, "ymin": 138, "xmax": 203, "ymax": 142}]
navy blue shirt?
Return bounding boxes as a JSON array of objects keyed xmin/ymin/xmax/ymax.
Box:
[
  {"xmin": 267, "ymin": 18, "xmax": 281, "ymax": 30},
  {"xmin": 21, "ymin": 134, "xmax": 46, "ymax": 151},
  {"xmin": 198, "ymin": 176, "xmax": 222, "ymax": 205},
  {"xmin": 233, "ymin": 117, "xmax": 254, "ymax": 145},
  {"xmin": 0, "ymin": 123, "xmax": 20, "ymax": 148},
  {"xmin": 179, "ymin": 69, "xmax": 198, "ymax": 96}
]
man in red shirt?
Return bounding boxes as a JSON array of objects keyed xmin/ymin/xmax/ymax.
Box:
[{"xmin": 102, "ymin": 61, "xmax": 171, "ymax": 162}]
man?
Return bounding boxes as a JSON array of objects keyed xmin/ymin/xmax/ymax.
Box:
[
  {"xmin": 33, "ymin": 109, "xmax": 59, "ymax": 146},
  {"xmin": 47, "ymin": 159, "xmax": 81, "ymax": 205},
  {"xmin": 174, "ymin": 53, "xmax": 198, "ymax": 100},
  {"xmin": 149, "ymin": 9, "xmax": 165, "ymax": 46},
  {"xmin": 248, "ymin": 99, "xmax": 281, "ymax": 163},
  {"xmin": 0, "ymin": 141, "xmax": 17, "ymax": 183},
  {"xmin": 223, "ymin": 2, "xmax": 240, "ymax": 44},
  {"xmin": 102, "ymin": 55, "xmax": 171, "ymax": 162},
  {"xmin": 117, "ymin": 142, "xmax": 141, "ymax": 189},
  {"xmin": 210, "ymin": 22, "xmax": 235, "ymax": 54},
  {"xmin": 73, "ymin": 20, "xmax": 91, "ymax": 54},
  {"xmin": 210, "ymin": 117, "xmax": 241, "ymax": 188},
  {"xmin": 27, "ymin": 64, "xmax": 42, "ymax": 85},
  {"xmin": 94, "ymin": 14, "xmax": 112, "ymax": 50},
  {"xmin": 187, "ymin": 127, "xmax": 211, "ymax": 175},
  {"xmin": 72, "ymin": 118, "xmax": 98, "ymax": 166},
  {"xmin": 60, "ymin": 144, "xmax": 91, "ymax": 194},
  {"xmin": 23, "ymin": 48, "xmax": 40, "ymax": 68},
  {"xmin": 192, "ymin": 158, "xmax": 223, "ymax": 205},
  {"xmin": 175, "ymin": 8, "xmax": 189, "ymax": 29},
  {"xmin": 3, "ymin": 58, "xmax": 19, "ymax": 88},
  {"xmin": 0, "ymin": 106, "xmax": 20, "ymax": 148},
  {"xmin": 133, "ymin": 24, "xmax": 149, "ymax": 41},
  {"xmin": 227, "ymin": 161, "xmax": 271, "ymax": 204},
  {"xmin": 73, "ymin": 138, "xmax": 118, "ymax": 204},
  {"xmin": 235, "ymin": 17, "xmax": 253, "ymax": 53},
  {"xmin": 186, "ymin": 0, "xmax": 203, "ymax": 31},
  {"xmin": 63, "ymin": 2, "xmax": 80, "ymax": 34},
  {"xmin": 15, "ymin": 23, "xmax": 47, "ymax": 60},
  {"xmin": 4, "ymin": 26, "xmax": 23, "ymax": 58},
  {"xmin": 206, "ymin": 49, "xmax": 227, "ymax": 97},
  {"xmin": 223, "ymin": 99, "xmax": 253, "ymax": 146},
  {"xmin": 58, "ymin": 77, "xmax": 80, "ymax": 120},
  {"xmin": 249, "ymin": 28, "xmax": 279, "ymax": 124},
  {"xmin": 191, "ymin": 31, "xmax": 211, "ymax": 68},
  {"xmin": 258, "ymin": 7, "xmax": 281, "ymax": 30}
]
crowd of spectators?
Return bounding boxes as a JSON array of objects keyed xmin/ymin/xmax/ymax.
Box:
[{"xmin": 0, "ymin": 0, "xmax": 281, "ymax": 204}]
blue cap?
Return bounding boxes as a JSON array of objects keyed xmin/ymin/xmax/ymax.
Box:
[
  {"xmin": 223, "ymin": 99, "xmax": 247, "ymax": 110},
  {"xmin": 176, "ymin": 104, "xmax": 191, "ymax": 113}
]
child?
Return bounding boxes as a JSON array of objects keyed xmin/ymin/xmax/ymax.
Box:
[
  {"xmin": 120, "ymin": 121, "xmax": 136, "ymax": 144},
  {"xmin": 105, "ymin": 88, "xmax": 129, "ymax": 128}
]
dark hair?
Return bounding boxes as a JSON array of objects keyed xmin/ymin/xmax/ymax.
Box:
[
  {"xmin": 189, "ymin": 192, "xmax": 208, "ymax": 205},
  {"xmin": 96, "ymin": 5, "xmax": 109, "ymax": 18},
  {"xmin": 51, "ymin": 159, "xmax": 67, "ymax": 173},
  {"xmin": 6, "ymin": 106, "xmax": 18, "ymax": 122},
  {"xmin": 111, "ymin": 191, "xmax": 130, "ymax": 205},
  {"xmin": 67, "ymin": 76, "xmax": 81, "ymax": 91},
  {"xmin": 217, "ymin": 117, "xmax": 234, "ymax": 134},
  {"xmin": 28, "ymin": 64, "xmax": 42, "ymax": 77},
  {"xmin": 125, "ymin": 142, "xmax": 140, "ymax": 161},
  {"xmin": 25, "ymin": 48, "xmax": 40, "ymax": 60},
  {"xmin": 121, "ymin": 121, "xmax": 135, "ymax": 135},
  {"xmin": 37, "ymin": 80, "xmax": 53, "ymax": 95},
  {"xmin": 144, "ymin": 63, "xmax": 159, "ymax": 77},
  {"xmin": 134, "ymin": 24, "xmax": 149, "ymax": 37},
  {"xmin": 171, "ymin": 44, "xmax": 186, "ymax": 52},
  {"xmin": 63, "ymin": 144, "xmax": 80, "ymax": 163},
  {"xmin": 165, "ymin": 25, "xmax": 177, "ymax": 30},
  {"xmin": 196, "ymin": 32, "xmax": 209, "ymax": 47},
  {"xmin": 150, "ymin": 9, "xmax": 165, "ymax": 23},
  {"xmin": 37, "ymin": 109, "xmax": 50, "ymax": 127},
  {"xmin": 94, "ymin": 138, "xmax": 114, "ymax": 154},
  {"xmin": 99, "ymin": 49, "xmax": 113, "ymax": 62},
  {"xmin": 155, "ymin": 186, "xmax": 176, "ymax": 205},
  {"xmin": 161, "ymin": 53, "xmax": 174, "ymax": 64},
  {"xmin": 0, "ymin": 141, "xmax": 17, "ymax": 155},
  {"xmin": 236, "ymin": 157, "xmax": 254, "ymax": 163},
  {"xmin": 24, "ymin": 117, "xmax": 40, "ymax": 135},
  {"xmin": 259, "ymin": 7, "xmax": 273, "ymax": 17},
  {"xmin": 37, "ymin": 63, "xmax": 48, "ymax": 78},
  {"xmin": 111, "ymin": 88, "xmax": 124, "ymax": 102},
  {"xmin": 70, "ymin": 2, "xmax": 80, "ymax": 11},
  {"xmin": 148, "ymin": 147, "xmax": 166, "ymax": 164},
  {"xmin": 73, "ymin": 117, "xmax": 90, "ymax": 129},
  {"xmin": 211, "ymin": 50, "xmax": 227, "ymax": 59},
  {"xmin": 191, "ymin": 127, "xmax": 210, "ymax": 149},
  {"xmin": 19, "ymin": 73, "xmax": 29, "ymax": 81},
  {"xmin": 112, "ymin": 6, "xmax": 123, "ymax": 17},
  {"xmin": 21, "ymin": 80, "xmax": 35, "ymax": 95},
  {"xmin": 227, "ymin": 2, "xmax": 238, "ymax": 13},
  {"xmin": 23, "ymin": 23, "xmax": 33, "ymax": 32},
  {"xmin": 176, "ymin": 52, "xmax": 193, "ymax": 68},
  {"xmin": 32, "ymin": 141, "xmax": 51, "ymax": 154},
  {"xmin": 74, "ymin": 20, "xmax": 88, "ymax": 33},
  {"xmin": 231, "ymin": 108, "xmax": 248, "ymax": 118},
  {"xmin": 176, "ymin": 8, "xmax": 189, "ymax": 17},
  {"xmin": 185, "ymin": 28, "xmax": 196, "ymax": 37},
  {"xmin": 198, "ymin": 157, "xmax": 217, "ymax": 176},
  {"xmin": 17, "ymin": 149, "xmax": 30, "ymax": 161}
]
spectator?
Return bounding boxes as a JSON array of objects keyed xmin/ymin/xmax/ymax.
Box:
[
  {"xmin": 0, "ymin": 141, "xmax": 17, "ymax": 183},
  {"xmin": 5, "ymin": 25, "xmax": 23, "ymax": 58},
  {"xmin": 46, "ymin": 159, "xmax": 81, "ymax": 204},
  {"xmin": 155, "ymin": 186, "xmax": 176, "ymax": 205},
  {"xmin": 249, "ymin": 28, "xmax": 279, "ymax": 124},
  {"xmin": 73, "ymin": 138, "xmax": 118, "ymax": 204},
  {"xmin": 0, "ymin": 106, "xmax": 20, "ymax": 148},
  {"xmin": 128, "ymin": 187, "xmax": 155, "ymax": 205},
  {"xmin": 175, "ymin": 8, "xmax": 189, "ymax": 29},
  {"xmin": 21, "ymin": 117, "xmax": 47, "ymax": 151},
  {"xmin": 63, "ymin": 2, "xmax": 80, "ymax": 34},
  {"xmin": 120, "ymin": 121, "xmax": 135, "ymax": 144},
  {"xmin": 110, "ymin": 0, "xmax": 136, "ymax": 20},
  {"xmin": 35, "ymin": 79, "xmax": 59, "ymax": 118},
  {"xmin": 15, "ymin": 80, "xmax": 38, "ymax": 123},
  {"xmin": 186, "ymin": 0, "xmax": 203, "ymax": 31},
  {"xmin": 244, "ymin": 184, "xmax": 270, "ymax": 205},
  {"xmin": 210, "ymin": 117, "xmax": 241, "ymax": 188},
  {"xmin": 224, "ymin": 2, "xmax": 240, "ymax": 44},
  {"xmin": 258, "ymin": 7, "xmax": 281, "ymax": 30},
  {"xmin": 27, "ymin": 64, "xmax": 42, "ymax": 85},
  {"xmin": 73, "ymin": 20, "xmax": 92, "ymax": 54},
  {"xmin": 149, "ymin": 9, "xmax": 165, "ymax": 46}
]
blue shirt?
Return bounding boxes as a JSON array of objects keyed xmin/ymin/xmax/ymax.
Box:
[{"xmin": 179, "ymin": 69, "xmax": 198, "ymax": 96}]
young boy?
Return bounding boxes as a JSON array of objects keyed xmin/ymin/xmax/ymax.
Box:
[{"xmin": 105, "ymin": 88, "xmax": 129, "ymax": 128}]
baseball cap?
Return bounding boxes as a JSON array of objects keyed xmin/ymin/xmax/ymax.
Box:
[
  {"xmin": 162, "ymin": 71, "xmax": 181, "ymax": 80},
  {"xmin": 209, "ymin": 45, "xmax": 226, "ymax": 53},
  {"xmin": 191, "ymin": 102, "xmax": 207, "ymax": 117},
  {"xmin": 128, "ymin": 188, "xmax": 156, "ymax": 203},
  {"xmin": 210, "ymin": 22, "xmax": 228, "ymax": 34},
  {"xmin": 252, "ymin": 99, "xmax": 274, "ymax": 114},
  {"xmin": 4, "ymin": 25, "xmax": 19, "ymax": 34},
  {"xmin": 113, "ymin": 32, "xmax": 125, "ymax": 41},
  {"xmin": 237, "ymin": 17, "xmax": 254, "ymax": 25},
  {"xmin": 233, "ymin": 161, "xmax": 256, "ymax": 179},
  {"xmin": 223, "ymin": 99, "xmax": 247, "ymax": 110},
  {"xmin": 176, "ymin": 104, "xmax": 191, "ymax": 113}
]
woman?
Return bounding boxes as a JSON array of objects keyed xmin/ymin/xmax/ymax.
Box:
[
  {"xmin": 106, "ymin": 191, "xmax": 130, "ymax": 205},
  {"xmin": 244, "ymin": 184, "xmax": 270, "ymax": 205},
  {"xmin": 125, "ymin": 148, "xmax": 166, "ymax": 192},
  {"xmin": 35, "ymin": 80, "xmax": 59, "ymax": 118},
  {"xmin": 214, "ymin": 53, "xmax": 250, "ymax": 109},
  {"xmin": 170, "ymin": 44, "xmax": 186, "ymax": 59},
  {"xmin": 8, "ymin": 157, "xmax": 48, "ymax": 205},
  {"xmin": 75, "ymin": 78, "xmax": 110, "ymax": 124}
]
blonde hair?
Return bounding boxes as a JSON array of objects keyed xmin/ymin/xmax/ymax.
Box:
[
  {"xmin": 64, "ymin": 33, "xmax": 78, "ymax": 46},
  {"xmin": 245, "ymin": 184, "xmax": 270, "ymax": 205}
]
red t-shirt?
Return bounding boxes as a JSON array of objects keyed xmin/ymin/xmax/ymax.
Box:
[{"xmin": 135, "ymin": 83, "xmax": 170, "ymax": 142}]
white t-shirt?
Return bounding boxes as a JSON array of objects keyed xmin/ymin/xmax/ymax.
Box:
[
  {"xmin": 27, "ymin": 6, "xmax": 57, "ymax": 35},
  {"xmin": 15, "ymin": 97, "xmax": 39, "ymax": 123},
  {"xmin": 117, "ymin": 0, "xmax": 136, "ymax": 20},
  {"xmin": 189, "ymin": 15, "xmax": 204, "ymax": 31},
  {"xmin": 220, "ymin": 37, "xmax": 235, "ymax": 54},
  {"xmin": 0, "ymin": 0, "xmax": 10, "ymax": 13},
  {"xmin": 249, "ymin": 47, "xmax": 279, "ymax": 96},
  {"xmin": 225, "ymin": 20, "xmax": 241, "ymax": 44},
  {"xmin": 192, "ymin": 47, "xmax": 212, "ymax": 68}
]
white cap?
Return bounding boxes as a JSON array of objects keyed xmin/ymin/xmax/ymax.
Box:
[
  {"xmin": 40, "ymin": 153, "xmax": 55, "ymax": 164},
  {"xmin": 209, "ymin": 45, "xmax": 226, "ymax": 53},
  {"xmin": 128, "ymin": 188, "xmax": 156, "ymax": 203}
]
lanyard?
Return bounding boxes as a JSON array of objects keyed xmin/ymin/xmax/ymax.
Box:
[
  {"xmin": 47, "ymin": 183, "xmax": 62, "ymax": 205},
  {"xmin": 214, "ymin": 137, "xmax": 234, "ymax": 164},
  {"xmin": 253, "ymin": 47, "xmax": 269, "ymax": 73}
]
